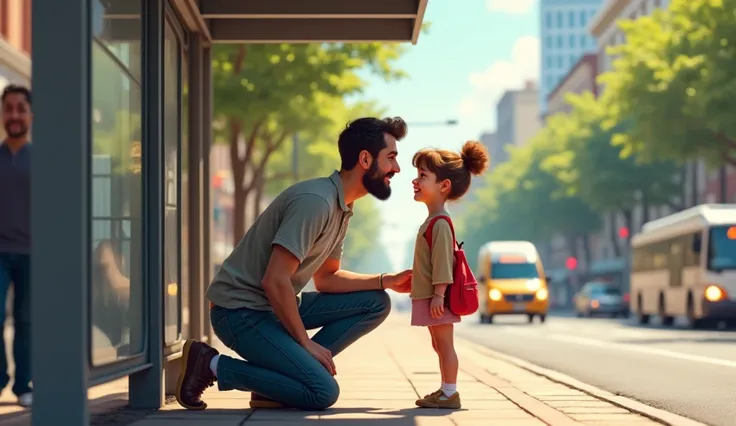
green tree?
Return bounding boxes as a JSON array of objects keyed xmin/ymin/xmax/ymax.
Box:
[
  {"xmin": 602, "ymin": 0, "xmax": 736, "ymax": 166},
  {"xmin": 460, "ymin": 132, "xmax": 601, "ymax": 271},
  {"xmin": 212, "ymin": 43, "xmax": 409, "ymax": 244},
  {"xmin": 542, "ymin": 93, "xmax": 681, "ymax": 255}
]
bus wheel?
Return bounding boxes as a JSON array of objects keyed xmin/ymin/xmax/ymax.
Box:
[
  {"xmin": 637, "ymin": 294, "xmax": 650, "ymax": 325},
  {"xmin": 687, "ymin": 297, "xmax": 706, "ymax": 329},
  {"xmin": 480, "ymin": 314, "xmax": 493, "ymax": 324},
  {"xmin": 527, "ymin": 314, "xmax": 534, "ymax": 323},
  {"xmin": 539, "ymin": 314, "xmax": 547, "ymax": 323},
  {"xmin": 659, "ymin": 294, "xmax": 674, "ymax": 326}
]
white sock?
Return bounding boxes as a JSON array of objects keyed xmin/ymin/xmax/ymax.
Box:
[
  {"xmin": 441, "ymin": 382, "xmax": 456, "ymax": 397},
  {"xmin": 209, "ymin": 354, "xmax": 220, "ymax": 377}
]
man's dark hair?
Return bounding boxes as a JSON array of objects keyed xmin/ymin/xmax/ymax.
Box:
[
  {"xmin": 1, "ymin": 84, "xmax": 31, "ymax": 105},
  {"xmin": 338, "ymin": 117, "xmax": 408, "ymax": 171}
]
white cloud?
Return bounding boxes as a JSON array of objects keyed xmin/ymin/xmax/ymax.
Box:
[
  {"xmin": 486, "ymin": 0, "xmax": 537, "ymax": 14},
  {"xmin": 456, "ymin": 36, "xmax": 540, "ymax": 122}
]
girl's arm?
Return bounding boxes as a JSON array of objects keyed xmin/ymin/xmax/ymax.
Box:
[{"xmin": 430, "ymin": 219, "xmax": 455, "ymax": 290}]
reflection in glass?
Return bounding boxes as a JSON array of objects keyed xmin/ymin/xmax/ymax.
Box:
[
  {"xmin": 90, "ymin": 1, "xmax": 144, "ymax": 365},
  {"xmin": 164, "ymin": 20, "xmax": 182, "ymax": 344},
  {"xmin": 180, "ymin": 44, "xmax": 191, "ymax": 340}
]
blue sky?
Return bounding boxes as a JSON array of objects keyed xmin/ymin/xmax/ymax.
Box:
[{"xmin": 352, "ymin": 0, "xmax": 541, "ymax": 270}]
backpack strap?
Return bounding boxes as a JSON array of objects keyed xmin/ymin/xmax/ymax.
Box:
[{"xmin": 423, "ymin": 215, "xmax": 456, "ymax": 251}]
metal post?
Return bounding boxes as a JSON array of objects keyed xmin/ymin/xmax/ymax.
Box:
[
  {"xmin": 202, "ymin": 45, "xmax": 215, "ymax": 343},
  {"xmin": 31, "ymin": 0, "xmax": 90, "ymax": 424},
  {"xmin": 129, "ymin": 0, "xmax": 165, "ymax": 408},
  {"xmin": 187, "ymin": 35, "xmax": 204, "ymax": 342},
  {"xmin": 719, "ymin": 165, "xmax": 728, "ymax": 203}
]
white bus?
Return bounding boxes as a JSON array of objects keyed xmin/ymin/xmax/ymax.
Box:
[{"xmin": 631, "ymin": 204, "xmax": 736, "ymax": 328}]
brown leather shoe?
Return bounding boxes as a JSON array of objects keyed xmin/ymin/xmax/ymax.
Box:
[
  {"xmin": 250, "ymin": 392, "xmax": 285, "ymax": 409},
  {"xmin": 175, "ymin": 340, "xmax": 218, "ymax": 410}
]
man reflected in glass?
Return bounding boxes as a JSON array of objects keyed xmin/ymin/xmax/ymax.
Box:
[{"xmin": 0, "ymin": 84, "xmax": 33, "ymax": 408}]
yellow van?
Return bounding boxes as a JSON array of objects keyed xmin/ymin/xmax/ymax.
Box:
[{"xmin": 476, "ymin": 241, "xmax": 550, "ymax": 324}]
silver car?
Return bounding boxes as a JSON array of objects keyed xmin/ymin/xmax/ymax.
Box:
[{"xmin": 574, "ymin": 282, "xmax": 629, "ymax": 318}]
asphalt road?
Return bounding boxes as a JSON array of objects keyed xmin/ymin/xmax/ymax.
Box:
[{"xmin": 456, "ymin": 311, "xmax": 736, "ymax": 426}]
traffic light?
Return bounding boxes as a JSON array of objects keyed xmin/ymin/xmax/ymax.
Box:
[
  {"xmin": 565, "ymin": 257, "xmax": 578, "ymax": 270},
  {"xmin": 618, "ymin": 226, "xmax": 630, "ymax": 239}
]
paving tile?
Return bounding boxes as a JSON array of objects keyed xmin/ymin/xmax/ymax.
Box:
[
  {"xmin": 558, "ymin": 406, "xmax": 631, "ymax": 414},
  {"xmin": 569, "ymin": 413, "xmax": 652, "ymax": 421}
]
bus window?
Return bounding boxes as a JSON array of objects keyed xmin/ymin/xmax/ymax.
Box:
[
  {"xmin": 708, "ymin": 226, "xmax": 736, "ymax": 271},
  {"xmin": 490, "ymin": 262, "xmax": 539, "ymax": 279}
]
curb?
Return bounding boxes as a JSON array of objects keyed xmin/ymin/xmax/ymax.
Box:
[{"xmin": 457, "ymin": 337, "xmax": 710, "ymax": 426}]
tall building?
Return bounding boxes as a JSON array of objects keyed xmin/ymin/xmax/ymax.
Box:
[
  {"xmin": 495, "ymin": 81, "xmax": 541, "ymax": 164},
  {"xmin": 539, "ymin": 0, "xmax": 604, "ymax": 113},
  {"xmin": 0, "ymin": 0, "xmax": 32, "ymax": 140}
]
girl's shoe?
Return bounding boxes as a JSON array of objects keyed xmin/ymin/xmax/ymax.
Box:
[{"xmin": 415, "ymin": 390, "xmax": 461, "ymax": 409}]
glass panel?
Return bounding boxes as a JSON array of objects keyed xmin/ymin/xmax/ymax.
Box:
[
  {"xmin": 181, "ymin": 44, "xmax": 190, "ymax": 340},
  {"xmin": 164, "ymin": 20, "xmax": 181, "ymax": 344},
  {"xmin": 90, "ymin": 0, "xmax": 144, "ymax": 365}
]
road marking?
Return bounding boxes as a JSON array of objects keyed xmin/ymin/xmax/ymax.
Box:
[{"xmin": 548, "ymin": 334, "xmax": 736, "ymax": 368}]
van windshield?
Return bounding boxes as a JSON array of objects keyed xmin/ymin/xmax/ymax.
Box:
[
  {"xmin": 490, "ymin": 262, "xmax": 539, "ymax": 279},
  {"xmin": 708, "ymin": 226, "xmax": 736, "ymax": 271}
]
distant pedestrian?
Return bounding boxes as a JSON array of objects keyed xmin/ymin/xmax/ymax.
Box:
[
  {"xmin": 409, "ymin": 141, "xmax": 490, "ymax": 409},
  {"xmin": 0, "ymin": 84, "xmax": 33, "ymax": 407}
]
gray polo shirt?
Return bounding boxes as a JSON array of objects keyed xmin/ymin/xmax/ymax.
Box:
[
  {"xmin": 206, "ymin": 170, "xmax": 354, "ymax": 311},
  {"xmin": 0, "ymin": 142, "xmax": 31, "ymax": 254}
]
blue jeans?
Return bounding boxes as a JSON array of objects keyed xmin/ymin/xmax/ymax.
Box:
[
  {"xmin": 0, "ymin": 253, "xmax": 31, "ymax": 396},
  {"xmin": 210, "ymin": 290, "xmax": 391, "ymax": 410}
]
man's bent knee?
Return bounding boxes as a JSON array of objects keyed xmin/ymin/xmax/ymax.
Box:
[
  {"xmin": 370, "ymin": 290, "xmax": 392, "ymax": 320},
  {"xmin": 303, "ymin": 376, "xmax": 340, "ymax": 410}
]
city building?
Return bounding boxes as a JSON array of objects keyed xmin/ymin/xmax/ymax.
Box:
[
  {"xmin": 495, "ymin": 81, "xmax": 542, "ymax": 164},
  {"xmin": 479, "ymin": 131, "xmax": 500, "ymax": 166},
  {"xmin": 0, "ymin": 0, "xmax": 32, "ymax": 140},
  {"xmin": 539, "ymin": 0, "xmax": 603, "ymax": 113},
  {"xmin": 30, "ymin": 1, "xmax": 429, "ymax": 425},
  {"xmin": 546, "ymin": 53, "xmax": 598, "ymax": 116},
  {"xmin": 589, "ymin": 0, "xmax": 671, "ymax": 93}
]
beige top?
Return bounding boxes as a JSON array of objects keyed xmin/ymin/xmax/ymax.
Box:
[
  {"xmin": 206, "ymin": 171, "xmax": 352, "ymax": 311},
  {"xmin": 410, "ymin": 212, "xmax": 455, "ymax": 300}
]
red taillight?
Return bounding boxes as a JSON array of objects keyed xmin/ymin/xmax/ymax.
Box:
[{"xmin": 623, "ymin": 293, "xmax": 630, "ymax": 303}]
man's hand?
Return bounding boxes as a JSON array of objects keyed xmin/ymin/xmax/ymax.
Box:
[
  {"xmin": 383, "ymin": 269, "xmax": 412, "ymax": 293},
  {"xmin": 303, "ymin": 340, "xmax": 336, "ymax": 375}
]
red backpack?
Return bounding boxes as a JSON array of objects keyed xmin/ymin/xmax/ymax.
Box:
[{"xmin": 423, "ymin": 215, "xmax": 479, "ymax": 316}]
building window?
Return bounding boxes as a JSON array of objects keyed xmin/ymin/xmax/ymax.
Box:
[
  {"xmin": 581, "ymin": 10, "xmax": 588, "ymax": 26},
  {"xmin": 90, "ymin": 0, "xmax": 144, "ymax": 365},
  {"xmin": 557, "ymin": 11, "xmax": 563, "ymax": 28},
  {"xmin": 557, "ymin": 35, "xmax": 563, "ymax": 48},
  {"xmin": 546, "ymin": 36, "xmax": 552, "ymax": 49},
  {"xmin": 546, "ymin": 55, "xmax": 552, "ymax": 68},
  {"xmin": 581, "ymin": 35, "xmax": 587, "ymax": 48},
  {"xmin": 557, "ymin": 56, "xmax": 563, "ymax": 68},
  {"xmin": 569, "ymin": 34, "xmax": 576, "ymax": 48},
  {"xmin": 0, "ymin": 0, "xmax": 8, "ymax": 38},
  {"xmin": 568, "ymin": 11, "xmax": 575, "ymax": 26},
  {"xmin": 545, "ymin": 12, "xmax": 552, "ymax": 28}
]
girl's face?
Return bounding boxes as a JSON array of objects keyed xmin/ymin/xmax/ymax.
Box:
[{"xmin": 412, "ymin": 166, "xmax": 450, "ymax": 204}]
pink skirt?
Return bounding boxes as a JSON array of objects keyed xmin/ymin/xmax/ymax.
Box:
[{"xmin": 410, "ymin": 298, "xmax": 461, "ymax": 327}]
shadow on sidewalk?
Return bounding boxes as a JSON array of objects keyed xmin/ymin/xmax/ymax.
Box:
[{"xmin": 242, "ymin": 406, "xmax": 470, "ymax": 424}]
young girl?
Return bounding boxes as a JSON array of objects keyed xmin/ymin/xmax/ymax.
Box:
[{"xmin": 409, "ymin": 140, "xmax": 490, "ymax": 409}]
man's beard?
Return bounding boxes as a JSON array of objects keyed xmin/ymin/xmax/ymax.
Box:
[
  {"xmin": 362, "ymin": 162, "xmax": 393, "ymax": 201},
  {"xmin": 4, "ymin": 121, "xmax": 27, "ymax": 139}
]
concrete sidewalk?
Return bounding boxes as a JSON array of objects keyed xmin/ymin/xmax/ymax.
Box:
[{"xmin": 127, "ymin": 314, "xmax": 663, "ymax": 426}]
